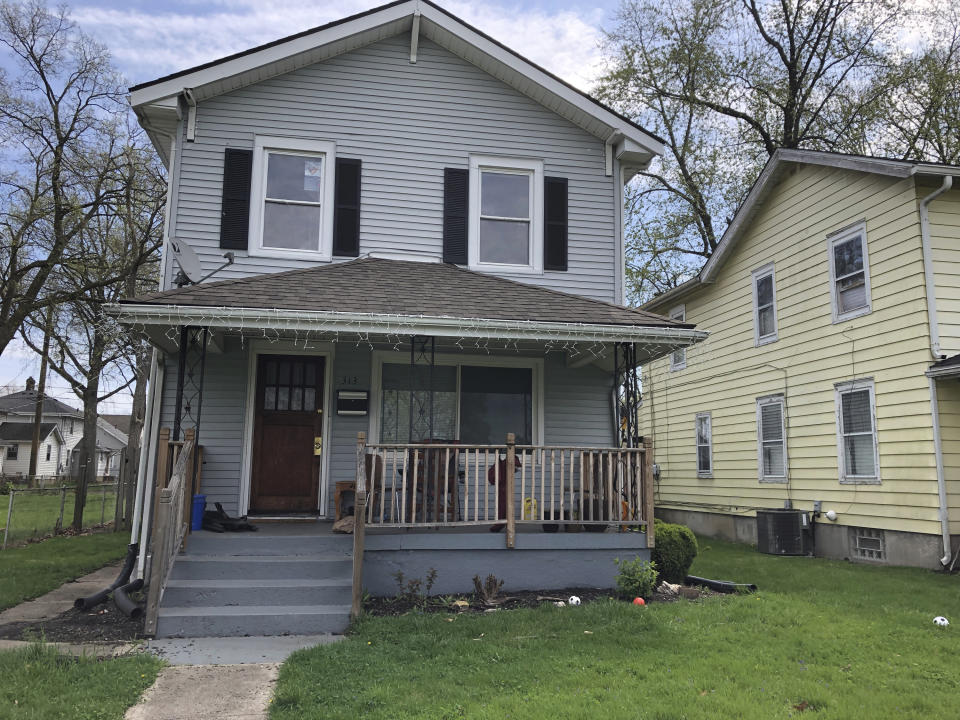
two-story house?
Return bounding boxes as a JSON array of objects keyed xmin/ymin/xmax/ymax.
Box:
[
  {"xmin": 112, "ymin": 0, "xmax": 706, "ymax": 637},
  {"xmin": 641, "ymin": 149, "xmax": 960, "ymax": 570},
  {"xmin": 0, "ymin": 380, "xmax": 128, "ymax": 480}
]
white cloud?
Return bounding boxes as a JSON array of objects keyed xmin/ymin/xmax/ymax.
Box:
[{"xmin": 71, "ymin": 0, "xmax": 606, "ymax": 91}]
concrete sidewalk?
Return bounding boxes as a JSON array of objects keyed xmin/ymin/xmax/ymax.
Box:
[
  {"xmin": 0, "ymin": 561, "xmax": 122, "ymax": 625},
  {"xmin": 146, "ymin": 633, "xmax": 341, "ymax": 665},
  {"xmin": 125, "ymin": 663, "xmax": 280, "ymax": 720}
]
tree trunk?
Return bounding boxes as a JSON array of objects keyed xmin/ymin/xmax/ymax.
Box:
[
  {"xmin": 28, "ymin": 309, "xmax": 54, "ymax": 477},
  {"xmin": 72, "ymin": 333, "xmax": 104, "ymax": 530}
]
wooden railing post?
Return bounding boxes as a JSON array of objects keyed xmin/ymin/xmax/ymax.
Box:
[
  {"xmin": 643, "ymin": 438, "xmax": 655, "ymax": 548},
  {"xmin": 351, "ymin": 432, "xmax": 367, "ymax": 619},
  {"xmin": 155, "ymin": 428, "xmax": 171, "ymax": 490},
  {"xmin": 505, "ymin": 433, "xmax": 516, "ymax": 548}
]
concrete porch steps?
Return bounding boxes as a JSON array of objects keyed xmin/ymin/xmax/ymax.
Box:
[{"xmin": 155, "ymin": 529, "xmax": 353, "ymax": 639}]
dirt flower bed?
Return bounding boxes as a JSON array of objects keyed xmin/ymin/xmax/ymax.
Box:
[
  {"xmin": 364, "ymin": 584, "xmax": 716, "ymax": 616},
  {"xmin": 0, "ymin": 602, "xmax": 144, "ymax": 643}
]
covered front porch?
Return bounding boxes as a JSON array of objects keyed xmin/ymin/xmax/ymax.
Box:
[{"xmin": 110, "ymin": 257, "xmax": 706, "ymax": 637}]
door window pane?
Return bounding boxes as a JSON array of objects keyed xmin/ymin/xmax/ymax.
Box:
[{"xmin": 460, "ymin": 366, "xmax": 533, "ymax": 445}]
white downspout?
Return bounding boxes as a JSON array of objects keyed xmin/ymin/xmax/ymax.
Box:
[
  {"xmin": 135, "ymin": 354, "xmax": 164, "ymax": 580},
  {"xmin": 919, "ymin": 175, "xmax": 954, "ymax": 566}
]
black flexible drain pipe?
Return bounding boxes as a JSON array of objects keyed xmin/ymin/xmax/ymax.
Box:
[
  {"xmin": 685, "ymin": 575, "xmax": 758, "ymax": 594},
  {"xmin": 74, "ymin": 543, "xmax": 139, "ymax": 610},
  {"xmin": 112, "ymin": 578, "xmax": 144, "ymax": 619}
]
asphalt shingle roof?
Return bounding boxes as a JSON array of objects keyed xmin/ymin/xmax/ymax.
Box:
[
  {"xmin": 0, "ymin": 390, "xmax": 80, "ymax": 416},
  {"xmin": 0, "ymin": 422, "xmax": 58, "ymax": 442},
  {"xmin": 124, "ymin": 257, "xmax": 686, "ymax": 329}
]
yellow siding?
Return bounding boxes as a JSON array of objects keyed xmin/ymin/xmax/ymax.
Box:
[
  {"xmin": 926, "ymin": 185, "xmax": 960, "ymax": 356},
  {"xmin": 643, "ymin": 165, "xmax": 942, "ymax": 536},
  {"xmin": 936, "ymin": 379, "xmax": 960, "ymax": 535}
]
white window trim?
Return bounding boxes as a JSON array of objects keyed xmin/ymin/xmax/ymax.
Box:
[
  {"xmin": 468, "ymin": 154, "xmax": 544, "ymax": 275},
  {"xmin": 368, "ymin": 351, "xmax": 544, "ymax": 445},
  {"xmin": 756, "ymin": 394, "xmax": 788, "ymax": 483},
  {"xmin": 827, "ymin": 222, "xmax": 872, "ymax": 323},
  {"xmin": 751, "ymin": 263, "xmax": 779, "ymax": 346},
  {"xmin": 248, "ymin": 135, "xmax": 337, "ymax": 262},
  {"xmin": 834, "ymin": 378, "xmax": 881, "ymax": 485},
  {"xmin": 670, "ymin": 305, "xmax": 686, "ymax": 370},
  {"xmin": 695, "ymin": 411, "xmax": 712, "ymax": 478}
]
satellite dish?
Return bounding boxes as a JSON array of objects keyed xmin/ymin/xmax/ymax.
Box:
[
  {"xmin": 170, "ymin": 238, "xmax": 203, "ymax": 286},
  {"xmin": 169, "ymin": 238, "xmax": 234, "ymax": 287}
]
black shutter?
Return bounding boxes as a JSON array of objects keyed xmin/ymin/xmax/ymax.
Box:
[
  {"xmin": 544, "ymin": 176, "xmax": 568, "ymax": 271},
  {"xmin": 219, "ymin": 148, "xmax": 253, "ymax": 250},
  {"xmin": 443, "ymin": 168, "xmax": 469, "ymax": 264},
  {"xmin": 333, "ymin": 158, "xmax": 362, "ymax": 257}
]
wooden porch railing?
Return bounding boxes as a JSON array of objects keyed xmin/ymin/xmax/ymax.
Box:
[
  {"xmin": 144, "ymin": 428, "xmax": 197, "ymax": 636},
  {"xmin": 350, "ymin": 432, "xmax": 655, "ymax": 617}
]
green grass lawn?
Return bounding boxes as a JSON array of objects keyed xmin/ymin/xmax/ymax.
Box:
[
  {"xmin": 1, "ymin": 486, "xmax": 118, "ymax": 544},
  {"xmin": 0, "ymin": 643, "xmax": 161, "ymax": 720},
  {"xmin": 272, "ymin": 537, "xmax": 960, "ymax": 719},
  {"xmin": 0, "ymin": 532, "xmax": 129, "ymax": 611}
]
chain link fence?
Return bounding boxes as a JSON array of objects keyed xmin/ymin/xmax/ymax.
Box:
[{"xmin": 0, "ymin": 478, "xmax": 132, "ymax": 549}]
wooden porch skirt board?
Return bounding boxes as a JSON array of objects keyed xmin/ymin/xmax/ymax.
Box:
[{"xmin": 362, "ymin": 532, "xmax": 649, "ymax": 596}]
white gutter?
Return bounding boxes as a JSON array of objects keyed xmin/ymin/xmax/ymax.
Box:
[
  {"xmin": 920, "ymin": 176, "xmax": 953, "ymax": 361},
  {"xmin": 107, "ymin": 303, "xmax": 709, "ymax": 347},
  {"xmin": 135, "ymin": 352, "xmax": 164, "ymax": 580},
  {"xmin": 919, "ymin": 175, "xmax": 955, "ymax": 567}
]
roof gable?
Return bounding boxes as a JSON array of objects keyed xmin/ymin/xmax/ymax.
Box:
[
  {"xmin": 642, "ymin": 149, "xmax": 960, "ymax": 312},
  {"xmin": 130, "ymin": 0, "xmax": 662, "ymax": 161},
  {"xmin": 0, "ymin": 422, "xmax": 62, "ymax": 444},
  {"xmin": 0, "ymin": 390, "xmax": 81, "ymax": 417}
]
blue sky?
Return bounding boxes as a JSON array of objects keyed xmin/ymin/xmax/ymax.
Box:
[{"xmin": 0, "ymin": 0, "xmax": 624, "ymax": 411}]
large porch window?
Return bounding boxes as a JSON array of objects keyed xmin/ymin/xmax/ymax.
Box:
[{"xmin": 378, "ymin": 360, "xmax": 535, "ymax": 444}]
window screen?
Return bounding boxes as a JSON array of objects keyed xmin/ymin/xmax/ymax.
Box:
[
  {"xmin": 380, "ymin": 364, "xmax": 457, "ymax": 443},
  {"xmin": 460, "ymin": 366, "xmax": 533, "ymax": 445}
]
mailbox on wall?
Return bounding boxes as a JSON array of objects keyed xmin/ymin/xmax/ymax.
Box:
[{"xmin": 336, "ymin": 390, "xmax": 369, "ymax": 416}]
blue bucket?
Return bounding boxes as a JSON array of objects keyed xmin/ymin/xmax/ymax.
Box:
[{"xmin": 191, "ymin": 494, "xmax": 206, "ymax": 531}]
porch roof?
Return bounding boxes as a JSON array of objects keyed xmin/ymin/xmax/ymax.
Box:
[{"xmin": 112, "ymin": 258, "xmax": 707, "ymax": 352}]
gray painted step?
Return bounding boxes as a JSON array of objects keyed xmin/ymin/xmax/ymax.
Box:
[
  {"xmin": 162, "ymin": 578, "xmax": 352, "ymax": 607},
  {"xmin": 156, "ymin": 605, "xmax": 351, "ymax": 638},
  {"xmin": 169, "ymin": 554, "xmax": 351, "ymax": 581},
  {"xmin": 186, "ymin": 533, "xmax": 352, "ymax": 556}
]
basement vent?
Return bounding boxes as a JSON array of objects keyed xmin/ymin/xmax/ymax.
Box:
[{"xmin": 851, "ymin": 527, "xmax": 886, "ymax": 562}]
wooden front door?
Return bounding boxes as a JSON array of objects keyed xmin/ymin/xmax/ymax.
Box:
[{"xmin": 250, "ymin": 355, "xmax": 325, "ymax": 513}]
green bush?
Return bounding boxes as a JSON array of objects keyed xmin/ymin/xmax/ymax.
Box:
[
  {"xmin": 651, "ymin": 519, "xmax": 698, "ymax": 584},
  {"xmin": 614, "ymin": 556, "xmax": 658, "ymax": 600}
]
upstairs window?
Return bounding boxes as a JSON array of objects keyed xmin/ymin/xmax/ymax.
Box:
[
  {"xmin": 7, "ymin": 444, "xmax": 17, "ymax": 460},
  {"xmin": 835, "ymin": 379, "xmax": 880, "ymax": 483},
  {"xmin": 469, "ymin": 156, "xmax": 543, "ymax": 274},
  {"xmin": 250, "ymin": 136, "xmax": 336, "ymax": 261},
  {"xmin": 695, "ymin": 412, "xmax": 712, "ymax": 476},
  {"xmin": 752, "ymin": 264, "xmax": 778, "ymax": 345},
  {"xmin": 45, "ymin": 444, "xmax": 51, "ymax": 461},
  {"xmin": 757, "ymin": 395, "xmax": 787, "ymax": 482},
  {"xmin": 670, "ymin": 305, "xmax": 686, "ymax": 370},
  {"xmin": 828, "ymin": 224, "xmax": 871, "ymax": 322}
]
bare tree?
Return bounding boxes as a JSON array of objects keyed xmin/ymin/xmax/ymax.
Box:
[
  {"xmin": 598, "ymin": 0, "xmax": 904, "ymax": 302},
  {"xmin": 0, "ymin": 0, "xmax": 129, "ymax": 359},
  {"xmin": 20, "ymin": 131, "xmax": 163, "ymax": 529}
]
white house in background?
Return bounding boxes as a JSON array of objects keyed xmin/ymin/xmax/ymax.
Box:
[
  {"xmin": 0, "ymin": 422, "xmax": 66, "ymax": 476},
  {"xmin": 0, "ymin": 380, "xmax": 129, "ymax": 478}
]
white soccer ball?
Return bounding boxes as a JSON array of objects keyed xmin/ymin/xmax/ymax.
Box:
[
  {"xmin": 568, "ymin": 595, "xmax": 581, "ymax": 606},
  {"xmin": 934, "ymin": 616, "xmax": 950, "ymax": 627}
]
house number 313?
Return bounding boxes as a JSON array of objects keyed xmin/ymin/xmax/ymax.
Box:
[{"xmin": 338, "ymin": 375, "xmax": 359, "ymax": 386}]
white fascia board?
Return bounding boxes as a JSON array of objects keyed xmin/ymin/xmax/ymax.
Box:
[
  {"xmin": 108, "ymin": 303, "xmax": 708, "ymax": 347},
  {"xmin": 129, "ymin": 2, "xmax": 417, "ymax": 108},
  {"xmin": 418, "ymin": 8, "xmax": 663, "ymax": 155}
]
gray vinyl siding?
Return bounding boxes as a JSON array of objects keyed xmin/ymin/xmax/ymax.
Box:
[
  {"xmin": 159, "ymin": 342, "xmax": 249, "ymax": 516},
  {"xmin": 171, "ymin": 34, "xmax": 617, "ymax": 302},
  {"xmin": 158, "ymin": 345, "xmax": 614, "ymax": 516}
]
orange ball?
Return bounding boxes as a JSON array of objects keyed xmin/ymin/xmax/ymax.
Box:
[{"xmin": 633, "ymin": 597, "xmax": 646, "ymax": 606}]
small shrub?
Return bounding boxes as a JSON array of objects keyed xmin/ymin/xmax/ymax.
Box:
[
  {"xmin": 652, "ymin": 519, "xmax": 698, "ymax": 584},
  {"xmin": 614, "ymin": 556, "xmax": 658, "ymax": 600},
  {"xmin": 392, "ymin": 568, "xmax": 438, "ymax": 610},
  {"xmin": 472, "ymin": 574, "xmax": 504, "ymax": 605}
]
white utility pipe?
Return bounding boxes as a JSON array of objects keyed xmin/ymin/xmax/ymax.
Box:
[
  {"xmin": 136, "ymin": 357, "xmax": 165, "ymax": 580},
  {"xmin": 130, "ymin": 349, "xmax": 159, "ymax": 543},
  {"xmin": 919, "ymin": 174, "xmax": 955, "ymax": 566}
]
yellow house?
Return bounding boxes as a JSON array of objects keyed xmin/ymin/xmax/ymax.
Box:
[{"xmin": 641, "ymin": 149, "xmax": 960, "ymax": 569}]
